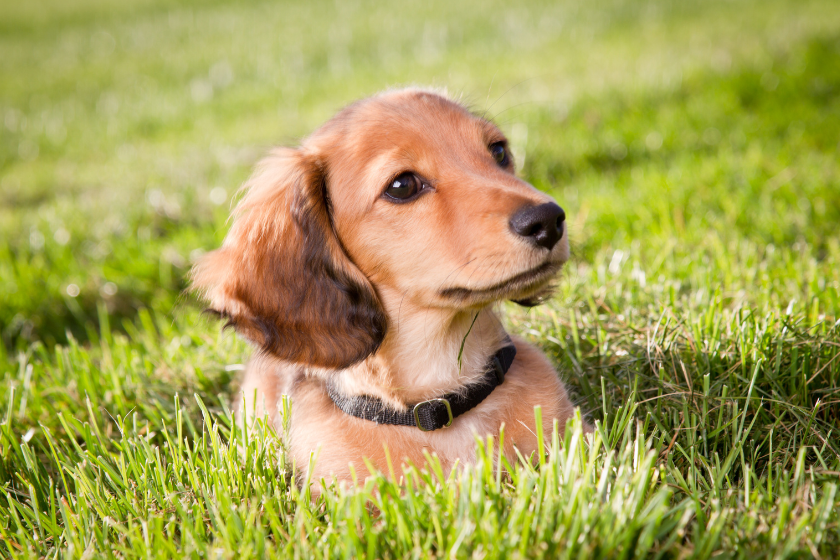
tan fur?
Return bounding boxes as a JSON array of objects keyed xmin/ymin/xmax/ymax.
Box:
[{"xmin": 191, "ymin": 88, "xmax": 586, "ymax": 486}]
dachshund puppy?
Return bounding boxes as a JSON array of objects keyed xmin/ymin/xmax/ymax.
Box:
[{"xmin": 191, "ymin": 88, "xmax": 582, "ymax": 483}]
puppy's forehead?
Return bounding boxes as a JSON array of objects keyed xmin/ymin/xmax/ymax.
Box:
[{"xmin": 307, "ymin": 90, "xmax": 503, "ymax": 169}]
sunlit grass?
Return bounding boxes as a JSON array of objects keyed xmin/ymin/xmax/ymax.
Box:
[{"xmin": 1, "ymin": 0, "xmax": 839, "ymax": 557}]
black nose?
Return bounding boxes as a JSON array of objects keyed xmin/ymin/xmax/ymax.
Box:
[{"xmin": 509, "ymin": 202, "xmax": 566, "ymax": 250}]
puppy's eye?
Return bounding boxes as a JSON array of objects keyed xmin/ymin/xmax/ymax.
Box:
[
  {"xmin": 489, "ymin": 142, "xmax": 509, "ymax": 167},
  {"xmin": 384, "ymin": 172, "xmax": 423, "ymax": 201}
]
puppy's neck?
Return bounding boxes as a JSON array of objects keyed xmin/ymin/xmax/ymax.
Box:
[{"xmin": 333, "ymin": 301, "xmax": 508, "ymax": 407}]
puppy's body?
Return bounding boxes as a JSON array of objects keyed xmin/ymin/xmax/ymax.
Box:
[
  {"xmin": 192, "ymin": 88, "xmax": 582, "ymax": 484},
  {"xmin": 241, "ymin": 321, "xmax": 575, "ymax": 482}
]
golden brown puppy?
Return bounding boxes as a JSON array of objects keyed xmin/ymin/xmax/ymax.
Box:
[{"xmin": 191, "ymin": 88, "xmax": 583, "ymax": 483}]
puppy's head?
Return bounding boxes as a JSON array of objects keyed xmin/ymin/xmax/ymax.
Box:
[{"xmin": 192, "ymin": 88, "xmax": 568, "ymax": 368}]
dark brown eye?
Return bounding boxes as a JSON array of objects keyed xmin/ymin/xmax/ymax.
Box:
[
  {"xmin": 490, "ymin": 142, "xmax": 509, "ymax": 167},
  {"xmin": 384, "ymin": 172, "xmax": 423, "ymax": 201}
]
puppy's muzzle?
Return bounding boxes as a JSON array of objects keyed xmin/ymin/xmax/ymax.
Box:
[{"xmin": 509, "ymin": 202, "xmax": 566, "ymax": 250}]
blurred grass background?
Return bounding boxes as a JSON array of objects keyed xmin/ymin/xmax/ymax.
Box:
[
  {"xmin": 1, "ymin": 0, "xmax": 840, "ymax": 556},
  {"xmin": 2, "ymin": 0, "xmax": 838, "ymax": 349}
]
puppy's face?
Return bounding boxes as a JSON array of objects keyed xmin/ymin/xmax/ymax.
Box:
[
  {"xmin": 310, "ymin": 90, "xmax": 569, "ymax": 310},
  {"xmin": 192, "ymin": 89, "xmax": 569, "ymax": 369}
]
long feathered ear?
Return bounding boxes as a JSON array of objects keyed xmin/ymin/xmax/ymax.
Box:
[{"xmin": 190, "ymin": 148, "xmax": 387, "ymax": 369}]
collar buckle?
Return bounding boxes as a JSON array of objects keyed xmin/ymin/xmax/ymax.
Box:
[
  {"xmin": 327, "ymin": 339, "xmax": 516, "ymax": 430},
  {"xmin": 413, "ymin": 398, "xmax": 453, "ymax": 431}
]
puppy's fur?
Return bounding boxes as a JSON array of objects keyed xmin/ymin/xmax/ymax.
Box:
[{"xmin": 191, "ymin": 88, "xmax": 582, "ymax": 482}]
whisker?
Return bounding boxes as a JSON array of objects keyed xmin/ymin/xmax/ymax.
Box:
[
  {"xmin": 436, "ymin": 256, "xmax": 480, "ymax": 292},
  {"xmin": 484, "ymin": 77, "xmax": 537, "ymax": 114}
]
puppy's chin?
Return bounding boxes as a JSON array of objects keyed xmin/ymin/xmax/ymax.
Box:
[
  {"xmin": 509, "ymin": 279, "xmax": 558, "ymax": 307},
  {"xmin": 437, "ymin": 258, "xmax": 565, "ymax": 310},
  {"xmin": 511, "ymin": 296, "xmax": 547, "ymax": 308}
]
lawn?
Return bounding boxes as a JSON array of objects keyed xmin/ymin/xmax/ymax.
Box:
[{"xmin": 1, "ymin": 0, "xmax": 839, "ymax": 557}]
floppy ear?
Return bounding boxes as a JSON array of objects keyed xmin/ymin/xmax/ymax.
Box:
[{"xmin": 190, "ymin": 147, "xmax": 387, "ymax": 369}]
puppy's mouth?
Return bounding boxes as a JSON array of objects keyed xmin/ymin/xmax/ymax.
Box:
[{"xmin": 439, "ymin": 260, "xmax": 562, "ymax": 305}]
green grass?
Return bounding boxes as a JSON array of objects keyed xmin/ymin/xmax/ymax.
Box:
[{"xmin": 2, "ymin": 0, "xmax": 840, "ymax": 557}]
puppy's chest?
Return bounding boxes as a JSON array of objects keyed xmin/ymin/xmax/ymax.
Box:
[{"xmin": 285, "ymin": 367, "xmax": 560, "ymax": 479}]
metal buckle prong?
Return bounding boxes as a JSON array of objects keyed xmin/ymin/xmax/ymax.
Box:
[{"xmin": 413, "ymin": 398, "xmax": 453, "ymax": 431}]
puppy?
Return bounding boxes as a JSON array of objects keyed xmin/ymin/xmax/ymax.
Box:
[{"xmin": 191, "ymin": 88, "xmax": 582, "ymax": 484}]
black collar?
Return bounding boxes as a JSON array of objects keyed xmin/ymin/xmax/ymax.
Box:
[{"xmin": 326, "ymin": 339, "xmax": 517, "ymax": 432}]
